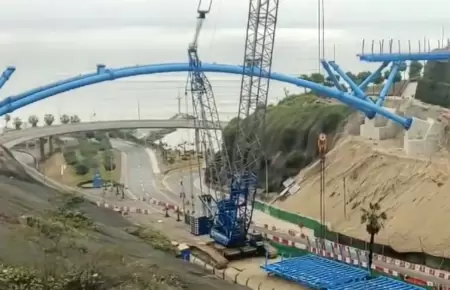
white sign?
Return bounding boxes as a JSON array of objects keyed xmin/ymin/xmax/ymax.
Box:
[{"xmin": 282, "ymin": 177, "xmax": 294, "ymax": 188}]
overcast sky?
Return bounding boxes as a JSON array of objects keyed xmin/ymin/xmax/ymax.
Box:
[
  {"xmin": 0, "ymin": 0, "xmax": 448, "ymax": 120},
  {"xmin": 0, "ymin": 0, "xmax": 449, "ymax": 96}
]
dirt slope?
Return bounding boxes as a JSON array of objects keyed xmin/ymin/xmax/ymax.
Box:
[
  {"xmin": 0, "ymin": 146, "xmax": 248, "ymax": 290},
  {"xmin": 276, "ymin": 136, "xmax": 450, "ymax": 257}
]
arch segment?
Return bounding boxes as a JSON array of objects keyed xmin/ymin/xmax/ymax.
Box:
[{"xmin": 0, "ymin": 62, "xmax": 412, "ymax": 129}]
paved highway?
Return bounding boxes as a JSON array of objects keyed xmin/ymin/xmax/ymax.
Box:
[
  {"xmin": 0, "ymin": 118, "xmax": 228, "ymax": 147},
  {"xmin": 111, "ymin": 140, "xmax": 179, "ymax": 205}
]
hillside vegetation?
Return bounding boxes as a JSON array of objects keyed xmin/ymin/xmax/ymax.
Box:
[
  {"xmin": 221, "ymin": 94, "xmax": 353, "ymax": 191},
  {"xmin": 415, "ymin": 48, "xmax": 450, "ymax": 107},
  {"xmin": 0, "ymin": 146, "xmax": 248, "ymax": 290}
]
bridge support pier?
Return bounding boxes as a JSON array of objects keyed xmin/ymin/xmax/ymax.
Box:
[
  {"xmin": 403, "ymin": 117, "xmax": 444, "ymax": 156},
  {"xmin": 360, "ymin": 108, "xmax": 400, "ymax": 140}
]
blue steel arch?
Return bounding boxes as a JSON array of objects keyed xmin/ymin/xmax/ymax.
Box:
[{"xmin": 0, "ymin": 62, "xmax": 412, "ymax": 129}]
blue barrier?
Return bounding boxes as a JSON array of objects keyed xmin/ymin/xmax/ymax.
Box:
[
  {"xmin": 262, "ymin": 255, "xmax": 368, "ymax": 289},
  {"xmin": 330, "ymin": 276, "xmax": 426, "ymax": 290}
]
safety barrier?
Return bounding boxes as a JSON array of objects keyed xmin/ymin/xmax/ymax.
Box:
[
  {"xmin": 93, "ymin": 198, "xmax": 442, "ymax": 288},
  {"xmin": 253, "ymin": 200, "xmax": 450, "ymax": 288}
]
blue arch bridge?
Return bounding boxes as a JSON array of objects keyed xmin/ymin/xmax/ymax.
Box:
[{"xmin": 0, "ymin": 50, "xmax": 450, "ymax": 130}]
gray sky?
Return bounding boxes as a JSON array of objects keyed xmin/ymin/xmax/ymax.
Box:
[
  {"xmin": 0, "ymin": 0, "xmax": 449, "ymax": 89},
  {"xmin": 0, "ymin": 0, "xmax": 449, "ymax": 120}
]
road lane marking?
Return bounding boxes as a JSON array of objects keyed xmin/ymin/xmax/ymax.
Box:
[{"xmin": 145, "ymin": 148, "xmax": 161, "ymax": 174}]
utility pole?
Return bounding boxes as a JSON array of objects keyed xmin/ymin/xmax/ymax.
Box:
[
  {"xmin": 176, "ymin": 91, "xmax": 182, "ymax": 115},
  {"xmin": 343, "ymin": 177, "xmax": 347, "ymax": 219},
  {"xmin": 318, "ymin": 133, "xmax": 327, "ymax": 247},
  {"xmin": 137, "ymin": 99, "xmax": 141, "ymax": 120}
]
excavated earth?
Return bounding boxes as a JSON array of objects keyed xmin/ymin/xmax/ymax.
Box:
[
  {"xmin": 0, "ymin": 145, "xmax": 248, "ymax": 290},
  {"xmin": 276, "ymin": 135, "xmax": 450, "ymax": 258}
]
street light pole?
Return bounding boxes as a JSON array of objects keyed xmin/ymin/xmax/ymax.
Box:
[{"xmin": 137, "ymin": 99, "xmax": 141, "ymax": 120}]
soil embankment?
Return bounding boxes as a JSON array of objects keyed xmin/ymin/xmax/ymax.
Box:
[
  {"xmin": 0, "ymin": 145, "xmax": 249, "ymax": 290},
  {"xmin": 276, "ymin": 136, "xmax": 450, "ymax": 257}
]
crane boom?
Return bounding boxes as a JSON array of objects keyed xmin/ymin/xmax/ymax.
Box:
[
  {"xmin": 231, "ymin": 0, "xmax": 280, "ymax": 240},
  {"xmin": 186, "ymin": 0, "xmax": 230, "ymax": 218},
  {"xmin": 185, "ymin": 0, "xmax": 280, "ymax": 254}
]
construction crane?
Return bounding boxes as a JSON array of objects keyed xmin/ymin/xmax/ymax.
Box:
[
  {"xmin": 185, "ymin": 0, "xmax": 279, "ymax": 263},
  {"xmin": 186, "ymin": 0, "xmax": 230, "ymax": 218}
]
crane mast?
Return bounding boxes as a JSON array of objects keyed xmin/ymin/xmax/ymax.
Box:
[
  {"xmin": 230, "ymin": 0, "xmax": 280, "ymax": 244},
  {"xmin": 186, "ymin": 0, "xmax": 230, "ymax": 218},
  {"xmin": 186, "ymin": 0, "xmax": 280, "ymax": 252}
]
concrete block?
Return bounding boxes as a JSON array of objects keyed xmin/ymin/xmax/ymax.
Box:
[
  {"xmin": 360, "ymin": 108, "xmax": 399, "ymax": 140},
  {"xmin": 403, "ymin": 117, "xmax": 444, "ymax": 156}
]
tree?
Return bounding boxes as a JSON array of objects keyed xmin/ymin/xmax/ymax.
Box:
[
  {"xmin": 4, "ymin": 114, "xmax": 10, "ymax": 128},
  {"xmin": 309, "ymin": 73, "xmax": 325, "ymax": 84},
  {"xmin": 373, "ymin": 72, "xmax": 384, "ymax": 85},
  {"xmin": 299, "ymin": 74, "xmax": 311, "ymax": 93},
  {"xmin": 345, "ymin": 71, "xmax": 358, "ymax": 84},
  {"xmin": 44, "ymin": 114, "xmax": 55, "ymax": 154},
  {"xmin": 44, "ymin": 114, "xmax": 55, "ymax": 126},
  {"xmin": 409, "ymin": 60, "xmax": 423, "ymax": 80},
  {"xmin": 28, "ymin": 115, "xmax": 39, "ymax": 127},
  {"xmin": 60, "ymin": 114, "xmax": 70, "ymax": 124},
  {"xmin": 13, "ymin": 117, "xmax": 22, "ymax": 130},
  {"xmin": 360, "ymin": 202, "xmax": 387, "ymax": 274},
  {"xmin": 356, "ymin": 71, "xmax": 371, "ymax": 84},
  {"xmin": 70, "ymin": 115, "xmax": 81, "ymax": 123}
]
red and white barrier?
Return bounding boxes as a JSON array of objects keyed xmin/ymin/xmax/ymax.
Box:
[{"xmin": 94, "ymin": 199, "xmax": 449, "ymax": 288}]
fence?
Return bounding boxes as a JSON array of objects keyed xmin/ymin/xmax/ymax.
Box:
[{"xmin": 254, "ymin": 200, "xmax": 450, "ymax": 272}]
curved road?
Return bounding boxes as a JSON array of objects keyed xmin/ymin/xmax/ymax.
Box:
[
  {"xmin": 0, "ymin": 118, "xmax": 227, "ymax": 147},
  {"xmin": 112, "ymin": 140, "xmax": 179, "ymax": 205}
]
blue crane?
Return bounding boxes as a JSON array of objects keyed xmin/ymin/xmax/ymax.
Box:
[{"xmin": 186, "ymin": 0, "xmax": 280, "ymax": 259}]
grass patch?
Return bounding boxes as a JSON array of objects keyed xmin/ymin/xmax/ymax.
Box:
[
  {"xmin": 126, "ymin": 226, "xmax": 176, "ymax": 254},
  {"xmin": 41, "ymin": 150, "xmax": 121, "ymax": 187}
]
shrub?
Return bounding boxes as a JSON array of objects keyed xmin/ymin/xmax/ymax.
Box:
[
  {"xmin": 103, "ymin": 161, "xmax": 116, "ymax": 171},
  {"xmin": 74, "ymin": 162, "xmax": 89, "ymax": 175},
  {"xmin": 63, "ymin": 151, "xmax": 77, "ymax": 165}
]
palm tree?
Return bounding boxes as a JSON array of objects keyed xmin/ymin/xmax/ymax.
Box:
[
  {"xmin": 13, "ymin": 117, "xmax": 22, "ymax": 130},
  {"xmin": 44, "ymin": 114, "xmax": 55, "ymax": 154},
  {"xmin": 60, "ymin": 114, "xmax": 70, "ymax": 124},
  {"xmin": 28, "ymin": 115, "xmax": 39, "ymax": 127},
  {"xmin": 4, "ymin": 114, "xmax": 10, "ymax": 129},
  {"xmin": 70, "ymin": 115, "xmax": 81, "ymax": 123},
  {"xmin": 361, "ymin": 202, "xmax": 387, "ymax": 274}
]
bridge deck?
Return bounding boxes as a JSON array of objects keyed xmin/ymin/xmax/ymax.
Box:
[{"xmin": 358, "ymin": 52, "xmax": 450, "ymax": 62}]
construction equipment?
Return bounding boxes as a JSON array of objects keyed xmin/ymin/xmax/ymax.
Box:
[{"xmin": 185, "ymin": 0, "xmax": 279, "ymax": 263}]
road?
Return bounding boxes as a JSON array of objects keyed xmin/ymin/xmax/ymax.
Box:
[
  {"xmin": 0, "ymin": 118, "xmax": 228, "ymax": 148},
  {"xmin": 111, "ymin": 140, "xmax": 179, "ymax": 205}
]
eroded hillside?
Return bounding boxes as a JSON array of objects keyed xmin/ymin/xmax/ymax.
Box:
[
  {"xmin": 276, "ymin": 136, "xmax": 450, "ymax": 258},
  {"xmin": 0, "ymin": 146, "xmax": 248, "ymax": 290}
]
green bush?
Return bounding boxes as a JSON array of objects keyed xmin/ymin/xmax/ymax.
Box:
[
  {"xmin": 220, "ymin": 94, "xmax": 353, "ymax": 191},
  {"xmin": 74, "ymin": 162, "xmax": 89, "ymax": 176},
  {"xmin": 63, "ymin": 151, "xmax": 77, "ymax": 165},
  {"xmin": 103, "ymin": 161, "xmax": 116, "ymax": 171},
  {"xmin": 85, "ymin": 131, "xmax": 95, "ymax": 139},
  {"xmin": 415, "ymin": 60, "xmax": 450, "ymax": 108}
]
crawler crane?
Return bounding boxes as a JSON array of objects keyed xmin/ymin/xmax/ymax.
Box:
[{"xmin": 185, "ymin": 0, "xmax": 280, "ymax": 267}]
